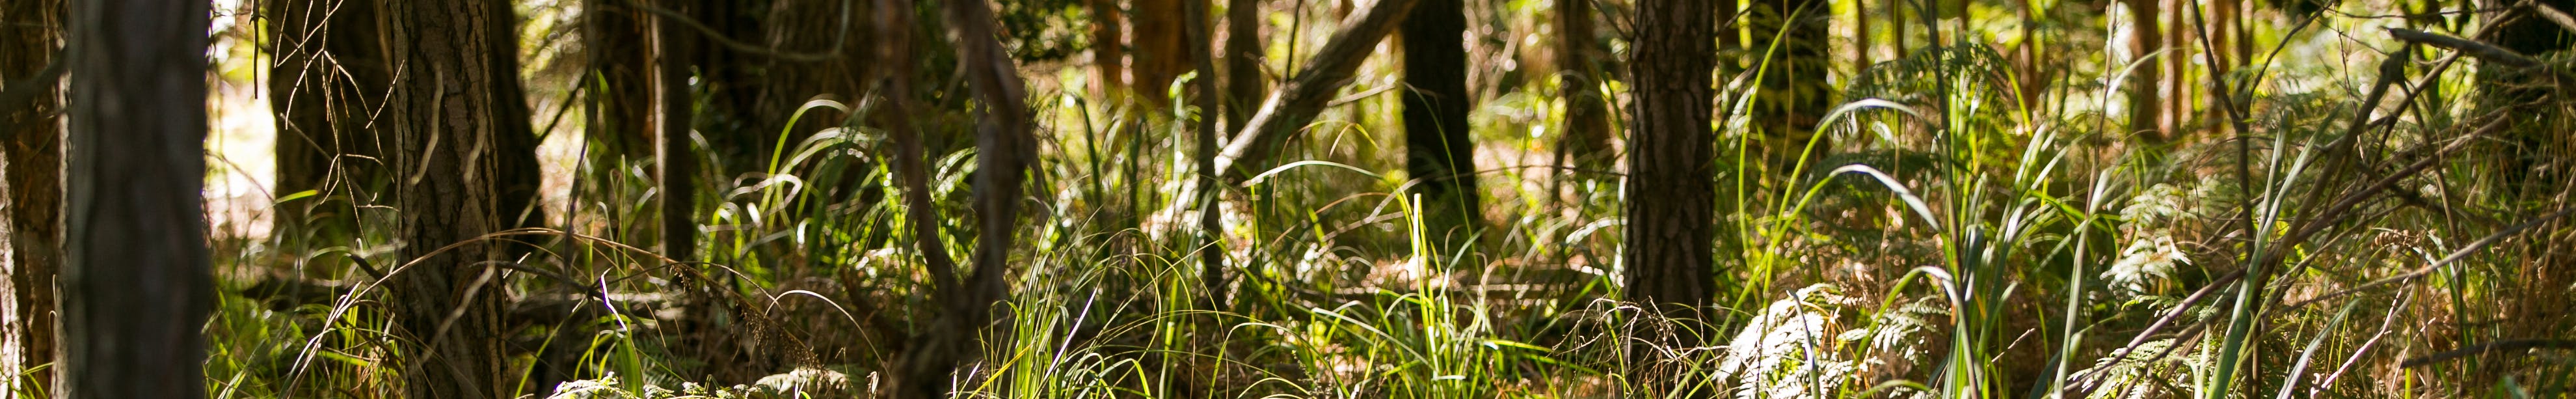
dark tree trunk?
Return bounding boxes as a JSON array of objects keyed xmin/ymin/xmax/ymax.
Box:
[
  {"xmin": 584, "ymin": 0, "xmax": 656, "ymax": 158},
  {"xmin": 269, "ymin": 0, "xmax": 393, "ymax": 241},
  {"xmin": 1133, "ymin": 0, "xmax": 1190, "ymax": 108},
  {"xmin": 659, "ymin": 0, "xmax": 701, "ymax": 269},
  {"xmin": 883, "ymin": 0, "xmax": 1037, "ymax": 397},
  {"xmin": 1224, "ymin": 0, "xmax": 1265, "ymax": 131},
  {"xmin": 1188, "ymin": 0, "xmax": 1229, "ymax": 309},
  {"xmin": 377, "ymin": 0, "xmax": 538, "ymax": 396},
  {"xmin": 1552, "ymin": 0, "xmax": 1611, "ymax": 172},
  {"xmin": 751, "ymin": 0, "xmax": 873, "ymax": 161},
  {"xmin": 1623, "ymin": 0, "xmax": 1716, "ymax": 319},
  {"xmin": 1399, "ymin": 0, "xmax": 1480, "ymax": 247},
  {"xmin": 0, "ymin": 0, "xmax": 60, "ymax": 392},
  {"xmin": 59, "ymin": 0, "xmax": 213, "ymax": 396}
]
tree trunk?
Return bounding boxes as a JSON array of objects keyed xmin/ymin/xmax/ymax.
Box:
[
  {"xmin": 584, "ymin": 0, "xmax": 656, "ymax": 158},
  {"xmin": 1091, "ymin": 0, "xmax": 1129, "ymax": 101},
  {"xmin": 1133, "ymin": 0, "xmax": 1190, "ymax": 107},
  {"xmin": 2160, "ymin": 0, "xmax": 2186, "ymax": 137},
  {"xmin": 0, "ymin": 0, "xmax": 60, "ymax": 392},
  {"xmin": 1623, "ymin": 0, "xmax": 1716, "ymax": 320},
  {"xmin": 1188, "ymin": 0, "xmax": 1229, "ymax": 309},
  {"xmin": 58, "ymin": 0, "xmax": 214, "ymax": 396},
  {"xmin": 2123, "ymin": 0, "xmax": 2160, "ymax": 140},
  {"xmin": 1399, "ymin": 0, "xmax": 1480, "ymax": 248},
  {"xmin": 377, "ymin": 0, "xmax": 537, "ymax": 396},
  {"xmin": 270, "ymin": 0, "xmax": 394, "ymax": 241},
  {"xmin": 660, "ymin": 0, "xmax": 701, "ymax": 269},
  {"xmin": 883, "ymin": 0, "xmax": 1038, "ymax": 397},
  {"xmin": 1212, "ymin": 0, "xmax": 1418, "ymax": 180},
  {"xmin": 1224, "ymin": 0, "xmax": 1265, "ymax": 131},
  {"xmin": 1552, "ymin": 0, "xmax": 1611, "ymax": 172},
  {"xmin": 751, "ymin": 0, "xmax": 874, "ymax": 164}
]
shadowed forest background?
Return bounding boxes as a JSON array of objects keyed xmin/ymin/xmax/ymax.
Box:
[{"xmin": 5, "ymin": 0, "xmax": 2576, "ymax": 396}]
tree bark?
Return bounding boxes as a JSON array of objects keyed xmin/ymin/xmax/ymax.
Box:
[
  {"xmin": 59, "ymin": 0, "xmax": 213, "ymax": 396},
  {"xmin": 0, "ymin": 0, "xmax": 60, "ymax": 392},
  {"xmin": 377, "ymin": 0, "xmax": 538, "ymax": 396},
  {"xmin": 2123, "ymin": 0, "xmax": 2161, "ymax": 140},
  {"xmin": 270, "ymin": 0, "xmax": 394, "ymax": 241},
  {"xmin": 1552, "ymin": 0, "xmax": 1611, "ymax": 172},
  {"xmin": 1224, "ymin": 0, "xmax": 1265, "ymax": 131},
  {"xmin": 1623, "ymin": 0, "xmax": 1716, "ymax": 319},
  {"xmin": 1399, "ymin": 0, "xmax": 1480, "ymax": 247}
]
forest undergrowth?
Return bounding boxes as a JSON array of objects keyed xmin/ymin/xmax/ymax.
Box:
[{"xmin": 151, "ymin": 0, "xmax": 2576, "ymax": 398}]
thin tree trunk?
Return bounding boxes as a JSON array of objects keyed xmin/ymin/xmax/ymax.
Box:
[
  {"xmin": 378, "ymin": 0, "xmax": 537, "ymax": 396},
  {"xmin": 0, "ymin": 0, "xmax": 60, "ymax": 392},
  {"xmin": 270, "ymin": 0, "xmax": 392, "ymax": 241},
  {"xmin": 1224, "ymin": 0, "xmax": 1265, "ymax": 131},
  {"xmin": 1553, "ymin": 0, "xmax": 1611, "ymax": 171},
  {"xmin": 2160, "ymin": 0, "xmax": 2186, "ymax": 137},
  {"xmin": 659, "ymin": 0, "xmax": 700, "ymax": 268},
  {"xmin": 883, "ymin": 0, "xmax": 1038, "ymax": 396},
  {"xmin": 1189, "ymin": 0, "xmax": 1229, "ymax": 309},
  {"xmin": 1092, "ymin": 0, "xmax": 1129, "ymax": 100},
  {"xmin": 1400, "ymin": 0, "xmax": 1481, "ymax": 248},
  {"xmin": 1213, "ymin": 0, "xmax": 1419, "ymax": 180},
  {"xmin": 585, "ymin": 0, "xmax": 656, "ymax": 158},
  {"xmin": 1624, "ymin": 0, "xmax": 1717, "ymax": 319},
  {"xmin": 59, "ymin": 0, "xmax": 213, "ymax": 396},
  {"xmin": 2124, "ymin": 0, "xmax": 2161, "ymax": 140}
]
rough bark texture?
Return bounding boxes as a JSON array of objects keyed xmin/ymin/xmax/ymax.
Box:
[
  {"xmin": 1223, "ymin": 0, "xmax": 1265, "ymax": 131},
  {"xmin": 1399, "ymin": 0, "xmax": 1480, "ymax": 247},
  {"xmin": 0, "ymin": 0, "xmax": 60, "ymax": 392},
  {"xmin": 377, "ymin": 0, "xmax": 537, "ymax": 396},
  {"xmin": 1622, "ymin": 0, "xmax": 1716, "ymax": 317},
  {"xmin": 271, "ymin": 0, "xmax": 399, "ymax": 247},
  {"xmin": 1213, "ymin": 0, "xmax": 1418, "ymax": 180},
  {"xmin": 1551, "ymin": 0, "xmax": 1611, "ymax": 171},
  {"xmin": 59, "ymin": 0, "xmax": 214, "ymax": 396}
]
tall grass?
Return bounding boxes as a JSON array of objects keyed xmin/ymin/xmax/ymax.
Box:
[{"xmin": 187, "ymin": 1, "xmax": 2576, "ymax": 398}]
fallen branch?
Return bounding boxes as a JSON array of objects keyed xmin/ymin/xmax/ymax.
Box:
[
  {"xmin": 2523, "ymin": 0, "xmax": 2576, "ymax": 36},
  {"xmin": 2387, "ymin": 27, "xmax": 2541, "ymax": 68}
]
